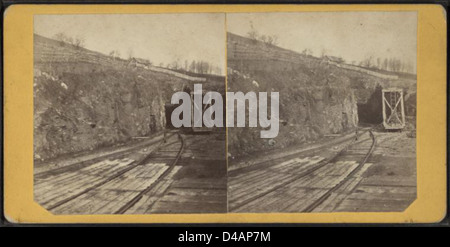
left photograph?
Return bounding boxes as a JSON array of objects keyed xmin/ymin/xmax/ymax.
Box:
[{"xmin": 33, "ymin": 14, "xmax": 227, "ymax": 214}]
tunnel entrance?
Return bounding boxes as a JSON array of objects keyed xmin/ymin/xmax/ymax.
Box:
[
  {"xmin": 165, "ymin": 104, "xmax": 178, "ymax": 129},
  {"xmin": 357, "ymin": 84, "xmax": 383, "ymax": 125}
]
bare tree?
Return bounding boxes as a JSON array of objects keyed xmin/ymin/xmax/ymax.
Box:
[
  {"xmin": 361, "ymin": 55, "xmax": 374, "ymax": 68},
  {"xmin": 260, "ymin": 35, "xmax": 267, "ymax": 43},
  {"xmin": 321, "ymin": 49, "xmax": 328, "ymax": 58},
  {"xmin": 213, "ymin": 66, "xmax": 222, "ymax": 75},
  {"xmin": 127, "ymin": 48, "xmax": 134, "ymax": 60},
  {"xmin": 114, "ymin": 50, "xmax": 121, "ymax": 59},
  {"xmin": 247, "ymin": 21, "xmax": 259, "ymax": 40},
  {"xmin": 54, "ymin": 32, "xmax": 68, "ymax": 46},
  {"xmin": 73, "ymin": 36, "xmax": 85, "ymax": 49},
  {"xmin": 109, "ymin": 50, "xmax": 121, "ymax": 60},
  {"xmin": 265, "ymin": 35, "xmax": 278, "ymax": 46},
  {"xmin": 382, "ymin": 58, "xmax": 388, "ymax": 70},
  {"xmin": 360, "ymin": 56, "xmax": 415, "ymax": 73},
  {"xmin": 302, "ymin": 48, "xmax": 313, "ymax": 56},
  {"xmin": 189, "ymin": 60, "xmax": 196, "ymax": 73},
  {"xmin": 169, "ymin": 59, "xmax": 181, "ymax": 70},
  {"xmin": 53, "ymin": 32, "xmax": 85, "ymax": 49}
]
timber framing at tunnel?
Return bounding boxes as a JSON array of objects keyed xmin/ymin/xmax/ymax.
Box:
[{"xmin": 382, "ymin": 88, "xmax": 406, "ymax": 130}]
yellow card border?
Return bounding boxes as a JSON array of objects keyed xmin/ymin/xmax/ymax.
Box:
[{"xmin": 3, "ymin": 4, "xmax": 447, "ymax": 223}]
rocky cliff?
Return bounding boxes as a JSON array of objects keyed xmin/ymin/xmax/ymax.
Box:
[
  {"xmin": 33, "ymin": 34, "xmax": 223, "ymax": 160},
  {"xmin": 227, "ymin": 33, "xmax": 416, "ymax": 158}
]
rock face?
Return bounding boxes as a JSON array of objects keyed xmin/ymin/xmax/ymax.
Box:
[
  {"xmin": 33, "ymin": 34, "xmax": 224, "ymax": 160},
  {"xmin": 227, "ymin": 33, "xmax": 416, "ymax": 158}
]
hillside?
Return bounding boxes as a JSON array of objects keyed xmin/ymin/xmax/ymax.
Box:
[
  {"xmin": 226, "ymin": 32, "xmax": 416, "ymax": 158},
  {"xmin": 34, "ymin": 34, "xmax": 224, "ymax": 160}
]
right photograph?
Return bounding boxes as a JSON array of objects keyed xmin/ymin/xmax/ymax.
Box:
[{"xmin": 226, "ymin": 12, "xmax": 417, "ymax": 213}]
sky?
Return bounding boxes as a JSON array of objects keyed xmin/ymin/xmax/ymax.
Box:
[
  {"xmin": 35, "ymin": 14, "xmax": 226, "ymax": 74},
  {"xmin": 34, "ymin": 12, "xmax": 417, "ymax": 75},
  {"xmin": 227, "ymin": 12, "xmax": 417, "ymax": 72}
]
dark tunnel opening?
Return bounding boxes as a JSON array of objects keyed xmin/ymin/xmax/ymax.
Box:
[{"xmin": 357, "ymin": 84, "xmax": 383, "ymax": 125}]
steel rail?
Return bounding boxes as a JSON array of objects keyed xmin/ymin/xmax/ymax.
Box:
[
  {"xmin": 229, "ymin": 129, "xmax": 371, "ymax": 212},
  {"xmin": 114, "ymin": 132, "xmax": 185, "ymax": 214},
  {"xmin": 36, "ymin": 132, "xmax": 176, "ymax": 178},
  {"xmin": 46, "ymin": 132, "xmax": 179, "ymax": 211},
  {"xmin": 302, "ymin": 130, "xmax": 376, "ymax": 212}
]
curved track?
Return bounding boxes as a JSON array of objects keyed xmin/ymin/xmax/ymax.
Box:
[
  {"xmin": 303, "ymin": 130, "xmax": 376, "ymax": 212},
  {"xmin": 114, "ymin": 134, "xmax": 185, "ymax": 214},
  {"xmin": 228, "ymin": 129, "xmax": 376, "ymax": 213},
  {"xmin": 35, "ymin": 131, "xmax": 184, "ymax": 214}
]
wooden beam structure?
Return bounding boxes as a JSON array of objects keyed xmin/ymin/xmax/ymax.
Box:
[{"xmin": 382, "ymin": 88, "xmax": 406, "ymax": 130}]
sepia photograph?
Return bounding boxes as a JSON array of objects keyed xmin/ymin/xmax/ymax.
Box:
[
  {"xmin": 32, "ymin": 11, "xmax": 419, "ymax": 215},
  {"xmin": 3, "ymin": 3, "xmax": 447, "ymax": 225},
  {"xmin": 33, "ymin": 13, "xmax": 227, "ymax": 214},
  {"xmin": 226, "ymin": 12, "xmax": 417, "ymax": 213}
]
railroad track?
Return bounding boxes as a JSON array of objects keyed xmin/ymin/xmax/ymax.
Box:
[
  {"xmin": 114, "ymin": 133, "xmax": 184, "ymax": 214},
  {"xmin": 35, "ymin": 131, "xmax": 185, "ymax": 214},
  {"xmin": 303, "ymin": 130, "xmax": 376, "ymax": 212},
  {"xmin": 228, "ymin": 129, "xmax": 376, "ymax": 213},
  {"xmin": 34, "ymin": 132, "xmax": 176, "ymax": 176}
]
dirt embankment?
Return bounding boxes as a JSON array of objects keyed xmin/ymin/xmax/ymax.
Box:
[
  {"xmin": 33, "ymin": 34, "xmax": 224, "ymax": 161},
  {"xmin": 227, "ymin": 33, "xmax": 416, "ymax": 159}
]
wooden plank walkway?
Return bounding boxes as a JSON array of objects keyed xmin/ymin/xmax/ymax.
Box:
[
  {"xmin": 35, "ymin": 132, "xmax": 228, "ymax": 214},
  {"xmin": 331, "ymin": 175, "xmax": 416, "ymax": 212},
  {"xmin": 35, "ymin": 158, "xmax": 135, "ymax": 209},
  {"xmin": 231, "ymin": 160, "xmax": 366, "ymax": 212},
  {"xmin": 311, "ymin": 163, "xmax": 373, "ymax": 212},
  {"xmin": 229, "ymin": 156, "xmax": 341, "ymax": 212},
  {"xmin": 144, "ymin": 178, "xmax": 227, "ymax": 213},
  {"xmin": 51, "ymin": 162, "xmax": 169, "ymax": 214}
]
